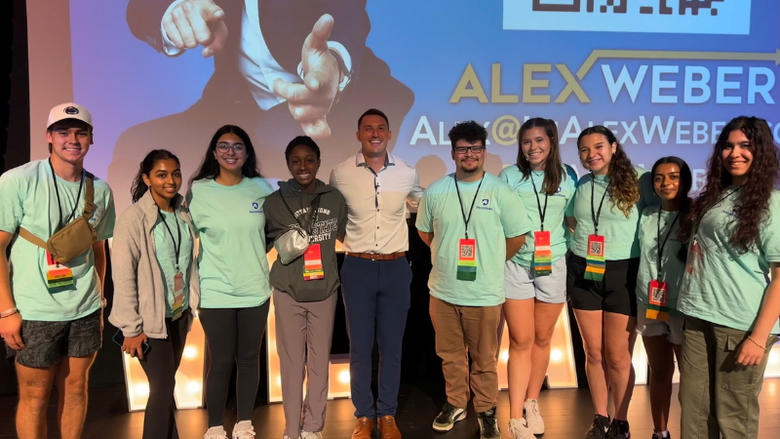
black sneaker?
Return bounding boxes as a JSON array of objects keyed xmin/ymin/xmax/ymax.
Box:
[
  {"xmin": 477, "ymin": 407, "xmax": 501, "ymax": 439},
  {"xmin": 605, "ymin": 419, "xmax": 631, "ymax": 439},
  {"xmin": 584, "ymin": 414, "xmax": 611, "ymax": 439},
  {"xmin": 651, "ymin": 430, "xmax": 669, "ymax": 439},
  {"xmin": 432, "ymin": 401, "xmax": 466, "ymax": 431}
]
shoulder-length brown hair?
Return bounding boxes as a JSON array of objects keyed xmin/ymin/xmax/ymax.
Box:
[
  {"xmin": 516, "ymin": 118, "xmax": 563, "ymax": 195},
  {"xmin": 678, "ymin": 116, "xmax": 779, "ymax": 252},
  {"xmin": 577, "ymin": 126, "xmax": 639, "ymax": 217}
]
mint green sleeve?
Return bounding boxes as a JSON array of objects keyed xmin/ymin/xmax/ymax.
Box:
[
  {"xmin": 500, "ymin": 186, "xmax": 532, "ymax": 238},
  {"xmin": 498, "ymin": 167, "xmax": 512, "ymax": 186},
  {"xmin": 415, "ymin": 189, "xmax": 433, "ymax": 233},
  {"xmin": 760, "ymin": 195, "xmax": 780, "ymax": 263},
  {"xmin": 95, "ymin": 189, "xmax": 116, "ymax": 241},
  {"xmin": 0, "ymin": 172, "xmax": 23, "ymax": 234}
]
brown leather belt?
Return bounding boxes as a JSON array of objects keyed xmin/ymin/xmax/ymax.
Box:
[{"xmin": 346, "ymin": 251, "xmax": 406, "ymax": 261}]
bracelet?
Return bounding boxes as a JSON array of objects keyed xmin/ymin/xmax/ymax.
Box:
[
  {"xmin": 0, "ymin": 310, "xmax": 19, "ymax": 319},
  {"xmin": 0, "ymin": 307, "xmax": 18, "ymax": 318},
  {"xmin": 747, "ymin": 336, "xmax": 767, "ymax": 351}
]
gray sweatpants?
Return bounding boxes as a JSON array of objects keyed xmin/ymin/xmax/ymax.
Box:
[{"xmin": 274, "ymin": 290, "xmax": 338, "ymax": 438}]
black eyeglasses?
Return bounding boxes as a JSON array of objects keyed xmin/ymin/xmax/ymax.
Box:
[
  {"xmin": 453, "ymin": 145, "xmax": 485, "ymax": 154},
  {"xmin": 217, "ymin": 143, "xmax": 246, "ymax": 153}
]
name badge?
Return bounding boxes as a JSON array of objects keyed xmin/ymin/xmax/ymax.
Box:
[
  {"xmin": 457, "ymin": 238, "xmax": 477, "ymax": 281},
  {"xmin": 171, "ymin": 272, "xmax": 185, "ymax": 321},
  {"xmin": 584, "ymin": 234, "xmax": 605, "ymax": 281},
  {"xmin": 46, "ymin": 250, "xmax": 74, "ymax": 293},
  {"xmin": 533, "ymin": 230, "xmax": 552, "ymax": 277},
  {"xmin": 646, "ymin": 279, "xmax": 669, "ymax": 321},
  {"xmin": 303, "ymin": 243, "xmax": 324, "ymax": 281}
]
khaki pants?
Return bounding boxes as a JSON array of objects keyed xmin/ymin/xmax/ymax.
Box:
[
  {"xmin": 680, "ymin": 316, "xmax": 778, "ymax": 439},
  {"xmin": 274, "ymin": 290, "xmax": 338, "ymax": 438},
  {"xmin": 429, "ymin": 296, "xmax": 501, "ymax": 413}
]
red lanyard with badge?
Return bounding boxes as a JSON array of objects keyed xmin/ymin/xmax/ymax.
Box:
[
  {"xmin": 158, "ymin": 209, "xmax": 186, "ymax": 321},
  {"xmin": 46, "ymin": 159, "xmax": 84, "ymax": 293},
  {"xmin": 454, "ymin": 172, "xmax": 485, "ymax": 281},
  {"xmin": 584, "ymin": 178, "xmax": 610, "ymax": 281},
  {"xmin": 646, "ymin": 209, "xmax": 680, "ymax": 321},
  {"xmin": 530, "ymin": 176, "xmax": 552, "ymax": 276},
  {"xmin": 686, "ymin": 187, "xmax": 742, "ymax": 276}
]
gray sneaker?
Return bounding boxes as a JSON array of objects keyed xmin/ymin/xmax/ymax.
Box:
[
  {"xmin": 477, "ymin": 407, "xmax": 501, "ymax": 439},
  {"xmin": 523, "ymin": 398, "xmax": 545, "ymax": 435},
  {"xmin": 432, "ymin": 401, "xmax": 467, "ymax": 431},
  {"xmin": 509, "ymin": 418, "xmax": 535, "ymax": 439}
]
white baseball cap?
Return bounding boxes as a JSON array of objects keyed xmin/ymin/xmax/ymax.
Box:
[{"xmin": 47, "ymin": 103, "xmax": 93, "ymax": 129}]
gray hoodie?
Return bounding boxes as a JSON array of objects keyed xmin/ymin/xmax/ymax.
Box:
[
  {"xmin": 265, "ymin": 179, "xmax": 347, "ymax": 302},
  {"xmin": 109, "ymin": 191, "xmax": 200, "ymax": 338}
]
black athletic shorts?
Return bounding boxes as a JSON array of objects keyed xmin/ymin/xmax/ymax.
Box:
[
  {"xmin": 566, "ymin": 253, "xmax": 639, "ymax": 317},
  {"xmin": 5, "ymin": 309, "xmax": 102, "ymax": 368}
]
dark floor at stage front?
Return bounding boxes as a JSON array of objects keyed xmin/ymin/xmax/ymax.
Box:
[{"xmin": 1, "ymin": 380, "xmax": 779, "ymax": 439}]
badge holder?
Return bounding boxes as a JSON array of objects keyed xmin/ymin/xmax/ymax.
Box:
[
  {"xmin": 46, "ymin": 250, "xmax": 74, "ymax": 293},
  {"xmin": 533, "ymin": 230, "xmax": 552, "ymax": 277},
  {"xmin": 457, "ymin": 238, "xmax": 477, "ymax": 281},
  {"xmin": 303, "ymin": 243, "xmax": 325, "ymax": 281},
  {"xmin": 646, "ymin": 279, "xmax": 669, "ymax": 321},
  {"xmin": 171, "ymin": 272, "xmax": 185, "ymax": 321},
  {"xmin": 584, "ymin": 235, "xmax": 605, "ymax": 281}
]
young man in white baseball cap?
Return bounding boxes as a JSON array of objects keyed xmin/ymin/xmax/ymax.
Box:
[{"xmin": 0, "ymin": 102, "xmax": 116, "ymax": 439}]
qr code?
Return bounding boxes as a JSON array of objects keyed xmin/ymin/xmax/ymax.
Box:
[
  {"xmin": 588, "ymin": 241, "xmax": 603, "ymax": 256},
  {"xmin": 651, "ymin": 286, "xmax": 666, "ymax": 303},
  {"xmin": 531, "ymin": 0, "xmax": 725, "ymax": 16},
  {"xmin": 460, "ymin": 245, "xmax": 474, "ymax": 259}
]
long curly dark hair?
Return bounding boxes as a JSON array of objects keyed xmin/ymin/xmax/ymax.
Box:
[
  {"xmin": 577, "ymin": 126, "xmax": 639, "ymax": 217},
  {"xmin": 678, "ymin": 116, "xmax": 779, "ymax": 253},
  {"xmin": 516, "ymin": 118, "xmax": 563, "ymax": 195},
  {"xmin": 189, "ymin": 125, "xmax": 262, "ymax": 185}
]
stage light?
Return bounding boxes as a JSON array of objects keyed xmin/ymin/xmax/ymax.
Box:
[
  {"xmin": 769, "ymin": 351, "xmax": 779, "ymax": 365},
  {"xmin": 338, "ymin": 370, "xmax": 350, "ymax": 384},
  {"xmin": 135, "ymin": 383, "xmax": 149, "ymax": 397},
  {"xmin": 500, "ymin": 349, "xmax": 509, "ymax": 363},
  {"xmin": 550, "ymin": 349, "xmax": 563, "ymax": 363},
  {"xmin": 187, "ymin": 381, "xmax": 200, "ymax": 393},
  {"xmin": 183, "ymin": 346, "xmax": 197, "ymax": 359}
]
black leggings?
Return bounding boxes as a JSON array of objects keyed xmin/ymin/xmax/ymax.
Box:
[
  {"xmin": 199, "ymin": 301, "xmax": 270, "ymax": 427},
  {"xmin": 139, "ymin": 311, "xmax": 190, "ymax": 439}
]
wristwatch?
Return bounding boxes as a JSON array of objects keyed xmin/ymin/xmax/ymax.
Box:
[{"xmin": 297, "ymin": 41, "xmax": 353, "ymax": 103}]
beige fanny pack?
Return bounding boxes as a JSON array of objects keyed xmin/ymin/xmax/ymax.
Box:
[{"xmin": 17, "ymin": 173, "xmax": 97, "ymax": 264}]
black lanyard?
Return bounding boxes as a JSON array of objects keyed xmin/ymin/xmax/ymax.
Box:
[
  {"xmin": 656, "ymin": 209, "xmax": 681, "ymax": 275},
  {"xmin": 454, "ymin": 172, "xmax": 485, "ymax": 240},
  {"xmin": 49, "ymin": 158, "xmax": 84, "ymax": 230},
  {"xmin": 590, "ymin": 176, "xmax": 610, "ymax": 236},
  {"xmin": 158, "ymin": 209, "xmax": 182, "ymax": 272},
  {"xmin": 693, "ymin": 187, "xmax": 742, "ymax": 238},
  {"xmin": 529, "ymin": 175, "xmax": 548, "ymax": 232}
]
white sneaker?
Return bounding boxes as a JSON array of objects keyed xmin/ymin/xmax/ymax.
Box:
[
  {"xmin": 204, "ymin": 426, "xmax": 228, "ymax": 439},
  {"xmin": 509, "ymin": 418, "xmax": 535, "ymax": 439},
  {"xmin": 232, "ymin": 420, "xmax": 256, "ymax": 439},
  {"xmin": 300, "ymin": 432, "xmax": 322, "ymax": 439},
  {"xmin": 524, "ymin": 398, "xmax": 545, "ymax": 435}
]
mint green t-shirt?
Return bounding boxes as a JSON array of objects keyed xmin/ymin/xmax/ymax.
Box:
[
  {"xmin": 499, "ymin": 165, "xmax": 576, "ymax": 266},
  {"xmin": 636, "ymin": 205, "xmax": 685, "ymax": 313},
  {"xmin": 153, "ymin": 210, "xmax": 194, "ymax": 317},
  {"xmin": 416, "ymin": 173, "xmax": 533, "ymax": 307},
  {"xmin": 0, "ymin": 160, "xmax": 116, "ymax": 321},
  {"xmin": 678, "ymin": 191, "xmax": 780, "ymax": 334},
  {"xmin": 568, "ymin": 167, "xmax": 658, "ymax": 260},
  {"xmin": 187, "ymin": 177, "xmax": 274, "ymax": 308}
]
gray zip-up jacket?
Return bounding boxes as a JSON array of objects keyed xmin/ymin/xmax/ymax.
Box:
[
  {"xmin": 109, "ymin": 191, "xmax": 200, "ymax": 338},
  {"xmin": 265, "ymin": 179, "xmax": 347, "ymax": 302}
]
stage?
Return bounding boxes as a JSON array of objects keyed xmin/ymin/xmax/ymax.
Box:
[{"xmin": 1, "ymin": 380, "xmax": 779, "ymax": 439}]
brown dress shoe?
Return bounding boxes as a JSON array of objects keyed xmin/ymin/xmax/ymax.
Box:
[
  {"xmin": 378, "ymin": 415, "xmax": 402, "ymax": 439},
  {"xmin": 352, "ymin": 417, "xmax": 373, "ymax": 439}
]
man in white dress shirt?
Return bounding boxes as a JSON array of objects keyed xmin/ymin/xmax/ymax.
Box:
[{"xmin": 329, "ymin": 108, "xmax": 422, "ymax": 439}]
